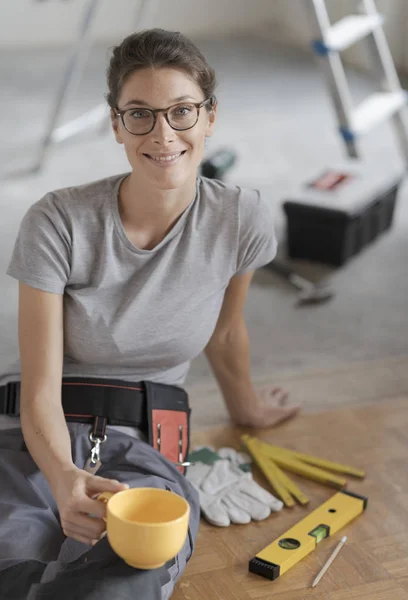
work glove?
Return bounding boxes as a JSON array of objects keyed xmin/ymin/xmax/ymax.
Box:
[{"xmin": 185, "ymin": 446, "xmax": 283, "ymax": 527}]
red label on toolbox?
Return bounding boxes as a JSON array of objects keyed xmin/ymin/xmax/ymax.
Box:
[{"xmin": 308, "ymin": 171, "xmax": 353, "ymax": 191}]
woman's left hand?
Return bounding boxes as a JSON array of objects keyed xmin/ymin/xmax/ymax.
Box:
[{"xmin": 232, "ymin": 385, "xmax": 300, "ymax": 429}]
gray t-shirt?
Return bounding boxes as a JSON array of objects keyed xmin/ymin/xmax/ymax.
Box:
[{"xmin": 6, "ymin": 173, "xmax": 277, "ymax": 387}]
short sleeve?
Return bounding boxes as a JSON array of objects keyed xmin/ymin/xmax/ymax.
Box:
[
  {"xmin": 6, "ymin": 194, "xmax": 71, "ymax": 294},
  {"xmin": 235, "ymin": 189, "xmax": 277, "ymax": 275}
]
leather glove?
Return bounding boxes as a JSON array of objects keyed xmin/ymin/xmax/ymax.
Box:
[{"xmin": 186, "ymin": 445, "xmax": 283, "ymax": 527}]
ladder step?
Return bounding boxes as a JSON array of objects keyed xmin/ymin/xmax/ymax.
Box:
[
  {"xmin": 351, "ymin": 91, "xmax": 407, "ymax": 135},
  {"xmin": 317, "ymin": 14, "xmax": 384, "ymax": 53}
]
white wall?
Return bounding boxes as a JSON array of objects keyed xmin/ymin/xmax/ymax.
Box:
[
  {"xmin": 264, "ymin": 0, "xmax": 408, "ymax": 73},
  {"xmin": 3, "ymin": 0, "xmax": 407, "ymax": 73},
  {"xmin": 0, "ymin": 0, "xmax": 279, "ymax": 47}
]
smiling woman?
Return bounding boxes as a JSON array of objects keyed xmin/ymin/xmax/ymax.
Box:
[
  {"xmin": 110, "ymin": 78, "xmax": 216, "ymax": 229},
  {"xmin": 106, "ymin": 29, "xmax": 217, "ymax": 210},
  {"xmin": 1, "ymin": 28, "xmax": 297, "ymax": 600}
]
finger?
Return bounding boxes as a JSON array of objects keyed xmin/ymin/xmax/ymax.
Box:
[
  {"xmin": 82, "ymin": 478, "xmax": 129, "ymax": 515},
  {"xmin": 64, "ymin": 528, "xmax": 99, "ymax": 546},
  {"xmin": 75, "ymin": 496, "xmax": 108, "ymax": 519},
  {"xmin": 63, "ymin": 513, "xmax": 106, "ymax": 539},
  {"xmin": 88, "ymin": 476, "xmax": 129, "ymax": 494},
  {"xmin": 269, "ymin": 387, "xmax": 288, "ymax": 403},
  {"xmin": 265, "ymin": 404, "xmax": 300, "ymax": 426}
]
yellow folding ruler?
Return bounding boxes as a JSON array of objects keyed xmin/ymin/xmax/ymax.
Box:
[
  {"xmin": 241, "ymin": 434, "xmax": 365, "ymax": 507},
  {"xmin": 249, "ymin": 490, "xmax": 367, "ymax": 581}
]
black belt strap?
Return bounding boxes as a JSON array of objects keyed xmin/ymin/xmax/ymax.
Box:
[
  {"xmin": 0, "ymin": 377, "xmax": 147, "ymax": 429},
  {"xmin": 0, "ymin": 381, "xmax": 19, "ymax": 416}
]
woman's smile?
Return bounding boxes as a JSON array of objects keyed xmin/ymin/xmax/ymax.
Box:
[{"xmin": 142, "ymin": 150, "xmax": 187, "ymax": 167}]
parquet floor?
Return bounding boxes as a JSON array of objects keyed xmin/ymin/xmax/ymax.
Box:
[{"xmin": 173, "ymin": 396, "xmax": 408, "ymax": 599}]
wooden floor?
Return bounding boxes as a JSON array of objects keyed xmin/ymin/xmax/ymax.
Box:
[{"xmin": 173, "ymin": 396, "xmax": 408, "ymax": 599}]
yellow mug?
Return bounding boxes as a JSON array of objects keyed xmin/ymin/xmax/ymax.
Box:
[{"xmin": 96, "ymin": 487, "xmax": 190, "ymax": 570}]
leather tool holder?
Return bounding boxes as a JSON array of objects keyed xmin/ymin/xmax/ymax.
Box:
[{"xmin": 145, "ymin": 382, "xmax": 191, "ymax": 475}]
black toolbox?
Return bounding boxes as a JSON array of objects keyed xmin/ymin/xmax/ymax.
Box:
[{"xmin": 283, "ymin": 164, "xmax": 403, "ymax": 267}]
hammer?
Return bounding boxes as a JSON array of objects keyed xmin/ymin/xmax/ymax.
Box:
[{"xmin": 266, "ymin": 261, "xmax": 334, "ymax": 306}]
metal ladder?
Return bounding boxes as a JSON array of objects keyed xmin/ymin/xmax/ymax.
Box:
[
  {"xmin": 4, "ymin": 0, "xmax": 159, "ymax": 178},
  {"xmin": 308, "ymin": 0, "xmax": 408, "ymax": 165}
]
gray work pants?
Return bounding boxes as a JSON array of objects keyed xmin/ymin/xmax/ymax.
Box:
[{"xmin": 0, "ymin": 422, "xmax": 200, "ymax": 600}]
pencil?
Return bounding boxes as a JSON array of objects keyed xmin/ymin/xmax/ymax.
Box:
[{"xmin": 312, "ymin": 535, "xmax": 347, "ymax": 588}]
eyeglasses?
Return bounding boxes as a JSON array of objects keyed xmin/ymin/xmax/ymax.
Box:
[{"xmin": 115, "ymin": 97, "xmax": 215, "ymax": 136}]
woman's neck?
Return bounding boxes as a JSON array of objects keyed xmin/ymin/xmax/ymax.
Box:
[{"xmin": 117, "ymin": 171, "xmax": 197, "ymax": 250}]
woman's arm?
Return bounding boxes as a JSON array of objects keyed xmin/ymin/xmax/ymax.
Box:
[
  {"xmin": 204, "ymin": 273, "xmax": 297, "ymax": 427},
  {"xmin": 18, "ymin": 282, "xmax": 74, "ymax": 482},
  {"xmin": 18, "ymin": 282, "xmax": 127, "ymax": 545}
]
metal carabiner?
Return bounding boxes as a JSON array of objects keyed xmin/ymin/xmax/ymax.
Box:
[{"xmin": 84, "ymin": 431, "xmax": 107, "ymax": 475}]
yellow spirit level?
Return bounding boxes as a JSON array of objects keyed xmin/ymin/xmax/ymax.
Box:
[{"xmin": 249, "ymin": 490, "xmax": 367, "ymax": 581}]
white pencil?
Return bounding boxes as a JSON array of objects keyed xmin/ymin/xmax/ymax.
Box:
[{"xmin": 312, "ymin": 536, "xmax": 347, "ymax": 588}]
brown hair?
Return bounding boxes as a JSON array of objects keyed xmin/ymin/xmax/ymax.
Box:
[{"xmin": 106, "ymin": 28, "xmax": 217, "ymax": 109}]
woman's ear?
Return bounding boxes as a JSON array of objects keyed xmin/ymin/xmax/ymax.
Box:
[
  {"xmin": 110, "ymin": 108, "xmax": 124, "ymax": 144},
  {"xmin": 205, "ymin": 100, "xmax": 217, "ymax": 138}
]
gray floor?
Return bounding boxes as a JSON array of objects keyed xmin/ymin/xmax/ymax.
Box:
[{"xmin": 1, "ymin": 34, "xmax": 407, "ymax": 391}]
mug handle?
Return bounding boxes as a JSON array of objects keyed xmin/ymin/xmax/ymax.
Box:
[
  {"xmin": 95, "ymin": 491, "xmax": 115, "ymax": 523},
  {"xmin": 96, "ymin": 491, "xmax": 115, "ymax": 504}
]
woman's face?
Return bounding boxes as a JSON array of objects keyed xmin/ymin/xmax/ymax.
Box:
[{"xmin": 111, "ymin": 67, "xmax": 216, "ymax": 191}]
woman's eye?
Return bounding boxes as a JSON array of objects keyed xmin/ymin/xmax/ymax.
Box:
[
  {"xmin": 175, "ymin": 106, "xmax": 192, "ymax": 115},
  {"xmin": 130, "ymin": 110, "xmax": 150, "ymax": 119}
]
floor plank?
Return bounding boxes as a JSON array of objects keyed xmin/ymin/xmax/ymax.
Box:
[{"xmin": 173, "ymin": 398, "xmax": 408, "ymax": 599}]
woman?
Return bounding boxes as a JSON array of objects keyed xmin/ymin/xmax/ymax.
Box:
[{"xmin": 0, "ymin": 29, "xmax": 298, "ymax": 599}]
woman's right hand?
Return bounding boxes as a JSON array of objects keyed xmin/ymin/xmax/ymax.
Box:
[{"xmin": 49, "ymin": 465, "xmax": 129, "ymax": 546}]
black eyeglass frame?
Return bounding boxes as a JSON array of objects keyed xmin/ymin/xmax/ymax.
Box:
[{"xmin": 114, "ymin": 96, "xmax": 216, "ymax": 136}]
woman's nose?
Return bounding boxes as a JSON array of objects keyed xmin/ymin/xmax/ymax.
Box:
[{"xmin": 150, "ymin": 112, "xmax": 176, "ymax": 143}]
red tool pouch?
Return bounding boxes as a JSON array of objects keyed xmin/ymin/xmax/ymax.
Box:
[{"xmin": 145, "ymin": 382, "xmax": 191, "ymax": 475}]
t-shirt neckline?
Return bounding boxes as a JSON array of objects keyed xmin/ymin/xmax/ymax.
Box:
[{"xmin": 110, "ymin": 173, "xmax": 200, "ymax": 255}]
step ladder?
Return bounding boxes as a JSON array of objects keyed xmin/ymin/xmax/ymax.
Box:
[
  {"xmin": 4, "ymin": 0, "xmax": 159, "ymax": 178},
  {"xmin": 308, "ymin": 0, "xmax": 408, "ymax": 166}
]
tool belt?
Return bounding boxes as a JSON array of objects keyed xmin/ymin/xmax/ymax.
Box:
[{"xmin": 0, "ymin": 377, "xmax": 191, "ymax": 475}]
